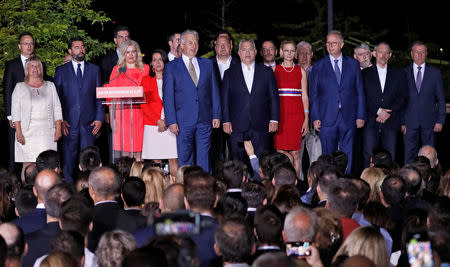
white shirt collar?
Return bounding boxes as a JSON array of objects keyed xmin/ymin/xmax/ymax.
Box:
[
  {"xmin": 20, "ymin": 54, "xmax": 29, "ymax": 68},
  {"xmin": 71, "ymin": 60, "xmax": 85, "ymax": 75},
  {"xmin": 264, "ymin": 61, "xmax": 276, "ymax": 68},
  {"xmin": 94, "ymin": 200, "xmax": 117, "ymax": 206},
  {"xmin": 36, "ymin": 203, "xmax": 45, "ymax": 209}
]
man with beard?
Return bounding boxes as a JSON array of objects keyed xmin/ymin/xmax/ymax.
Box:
[
  {"xmin": 261, "ymin": 40, "xmax": 278, "ymax": 71},
  {"xmin": 54, "ymin": 36, "xmax": 104, "ymax": 183}
]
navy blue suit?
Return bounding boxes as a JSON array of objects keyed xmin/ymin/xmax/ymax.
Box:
[
  {"xmin": 23, "ymin": 222, "xmax": 61, "ymax": 267},
  {"xmin": 403, "ymin": 63, "xmax": 446, "ymax": 163},
  {"xmin": 222, "ymin": 63, "xmax": 279, "ymax": 160},
  {"xmin": 163, "ymin": 56, "xmax": 221, "ymax": 172},
  {"xmin": 362, "ymin": 65, "xmax": 408, "ymax": 166},
  {"xmin": 309, "ymin": 55, "xmax": 365, "ymax": 172},
  {"xmin": 11, "ymin": 207, "xmax": 46, "ymax": 234},
  {"xmin": 54, "ymin": 61, "xmax": 104, "ymax": 183}
]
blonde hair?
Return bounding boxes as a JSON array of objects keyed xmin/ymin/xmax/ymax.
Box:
[
  {"xmin": 333, "ymin": 226, "xmax": 388, "ymax": 267},
  {"xmin": 141, "ymin": 167, "xmax": 168, "ymax": 204},
  {"xmin": 175, "ymin": 165, "xmax": 191, "ymax": 184},
  {"xmin": 129, "ymin": 161, "xmax": 144, "ymax": 178},
  {"xmin": 41, "ymin": 251, "xmax": 78, "ymax": 267},
  {"xmin": 24, "ymin": 56, "xmax": 44, "ymax": 83},
  {"xmin": 117, "ymin": 40, "xmax": 144, "ymax": 70},
  {"xmin": 361, "ymin": 167, "xmax": 386, "ymax": 202}
]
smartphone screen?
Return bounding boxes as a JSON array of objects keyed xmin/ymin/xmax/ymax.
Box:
[
  {"xmin": 407, "ymin": 239, "xmax": 434, "ymax": 267},
  {"xmin": 285, "ymin": 241, "xmax": 311, "ymax": 257}
]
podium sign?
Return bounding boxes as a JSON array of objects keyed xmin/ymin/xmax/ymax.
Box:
[{"xmin": 96, "ymin": 86, "xmax": 143, "ymax": 99}]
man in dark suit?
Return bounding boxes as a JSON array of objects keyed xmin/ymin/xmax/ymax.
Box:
[
  {"xmin": 100, "ymin": 25, "xmax": 130, "ymax": 84},
  {"xmin": 54, "ymin": 36, "xmax": 104, "ymax": 184},
  {"xmin": 87, "ymin": 167, "xmax": 123, "ymax": 252},
  {"xmin": 309, "ymin": 30, "xmax": 366, "ymax": 173},
  {"xmin": 210, "ymin": 32, "xmax": 240, "ymax": 172},
  {"xmin": 402, "ymin": 41, "xmax": 446, "ymax": 164},
  {"xmin": 12, "ymin": 169, "xmax": 61, "ymax": 234},
  {"xmin": 222, "ymin": 39, "xmax": 279, "ymax": 161},
  {"xmin": 362, "ymin": 42, "xmax": 408, "ymax": 167},
  {"xmin": 117, "ymin": 177, "xmax": 146, "ymax": 233},
  {"xmin": 23, "ymin": 183, "xmax": 73, "ymax": 267},
  {"xmin": 2, "ymin": 32, "xmax": 48, "ymax": 175},
  {"xmin": 163, "ymin": 29, "xmax": 221, "ymax": 173}
]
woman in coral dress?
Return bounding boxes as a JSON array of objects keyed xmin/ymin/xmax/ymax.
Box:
[
  {"xmin": 273, "ymin": 40, "xmax": 309, "ymax": 177},
  {"xmin": 108, "ymin": 40, "xmax": 149, "ymax": 161}
]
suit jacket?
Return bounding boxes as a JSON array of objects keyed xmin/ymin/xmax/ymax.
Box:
[
  {"xmin": 3, "ymin": 57, "xmax": 50, "ymax": 118},
  {"xmin": 192, "ymin": 215, "xmax": 221, "ymax": 267},
  {"xmin": 116, "ymin": 209, "xmax": 147, "ymax": 233},
  {"xmin": 23, "ymin": 222, "xmax": 61, "ymax": 267},
  {"xmin": 222, "ymin": 63, "xmax": 279, "ymax": 132},
  {"xmin": 163, "ymin": 56, "xmax": 221, "ymax": 128},
  {"xmin": 404, "ymin": 63, "xmax": 446, "ymax": 128},
  {"xmin": 88, "ymin": 201, "xmax": 123, "ymax": 252},
  {"xmin": 133, "ymin": 225, "xmax": 155, "ymax": 247},
  {"xmin": 210, "ymin": 55, "xmax": 241, "ymax": 89},
  {"xmin": 362, "ymin": 65, "xmax": 408, "ymax": 129},
  {"xmin": 309, "ymin": 55, "xmax": 366, "ymax": 126},
  {"xmin": 54, "ymin": 61, "xmax": 104, "ymax": 130},
  {"xmin": 11, "ymin": 207, "xmax": 46, "ymax": 234},
  {"xmin": 100, "ymin": 50, "xmax": 119, "ymax": 85}
]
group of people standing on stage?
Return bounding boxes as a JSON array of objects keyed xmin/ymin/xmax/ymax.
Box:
[{"xmin": 2, "ymin": 26, "xmax": 446, "ymax": 183}]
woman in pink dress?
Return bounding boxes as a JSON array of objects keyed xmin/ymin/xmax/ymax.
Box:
[
  {"xmin": 273, "ymin": 40, "xmax": 309, "ymax": 177},
  {"xmin": 108, "ymin": 40, "xmax": 149, "ymax": 161}
]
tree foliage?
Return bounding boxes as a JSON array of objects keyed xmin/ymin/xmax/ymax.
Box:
[{"xmin": 0, "ymin": 0, "xmax": 114, "ymax": 79}]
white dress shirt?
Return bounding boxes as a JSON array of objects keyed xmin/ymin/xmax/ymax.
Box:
[
  {"xmin": 377, "ymin": 64, "xmax": 387, "ymax": 93},
  {"xmin": 71, "ymin": 60, "xmax": 85, "ymax": 76},
  {"xmin": 182, "ymin": 54, "xmax": 200, "ymax": 81},
  {"xmin": 168, "ymin": 51, "xmax": 176, "ymax": 61},
  {"xmin": 264, "ymin": 61, "xmax": 276, "ymax": 69},
  {"xmin": 157, "ymin": 78, "xmax": 165, "ymax": 119},
  {"xmin": 20, "ymin": 54, "xmax": 29, "ymax": 68},
  {"xmin": 329, "ymin": 54, "xmax": 343, "ymax": 71},
  {"xmin": 413, "ymin": 62, "xmax": 425, "ymax": 81},
  {"xmin": 217, "ymin": 56, "xmax": 232, "ymax": 80},
  {"xmin": 241, "ymin": 62, "xmax": 255, "ymax": 93}
]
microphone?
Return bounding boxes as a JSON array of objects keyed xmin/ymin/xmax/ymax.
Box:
[
  {"xmin": 103, "ymin": 67, "xmax": 127, "ymax": 85},
  {"xmin": 120, "ymin": 67, "xmax": 139, "ymax": 86}
]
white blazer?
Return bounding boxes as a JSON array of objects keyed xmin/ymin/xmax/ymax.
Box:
[{"xmin": 11, "ymin": 81, "xmax": 63, "ymax": 130}]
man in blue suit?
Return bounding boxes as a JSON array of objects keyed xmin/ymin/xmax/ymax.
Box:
[
  {"xmin": 362, "ymin": 42, "xmax": 408, "ymax": 167},
  {"xmin": 163, "ymin": 30, "xmax": 221, "ymax": 173},
  {"xmin": 309, "ymin": 31, "xmax": 366, "ymax": 173},
  {"xmin": 402, "ymin": 41, "xmax": 446, "ymax": 164},
  {"xmin": 222, "ymin": 39, "xmax": 279, "ymax": 161},
  {"xmin": 54, "ymin": 37, "xmax": 104, "ymax": 184}
]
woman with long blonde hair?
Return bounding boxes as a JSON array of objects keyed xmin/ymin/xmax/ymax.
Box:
[{"xmin": 140, "ymin": 167, "xmax": 169, "ymax": 204}]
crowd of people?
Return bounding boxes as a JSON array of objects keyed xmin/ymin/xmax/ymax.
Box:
[{"xmin": 0, "ymin": 25, "xmax": 449, "ymax": 267}]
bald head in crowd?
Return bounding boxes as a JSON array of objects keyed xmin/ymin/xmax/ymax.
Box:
[
  {"xmin": 418, "ymin": 145, "xmax": 438, "ymax": 168},
  {"xmin": 88, "ymin": 166, "xmax": 120, "ymax": 203},
  {"xmin": 0, "ymin": 223, "xmax": 27, "ymax": 265},
  {"xmin": 33, "ymin": 169, "xmax": 62, "ymax": 204},
  {"xmin": 283, "ymin": 206, "xmax": 318, "ymax": 242},
  {"xmin": 160, "ymin": 184, "xmax": 185, "ymax": 213}
]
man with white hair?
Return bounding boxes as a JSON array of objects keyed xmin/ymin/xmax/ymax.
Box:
[
  {"xmin": 354, "ymin": 43, "xmax": 373, "ymax": 70},
  {"xmin": 418, "ymin": 145, "xmax": 439, "ymax": 168}
]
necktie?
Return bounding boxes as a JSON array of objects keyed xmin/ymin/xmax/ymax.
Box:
[
  {"xmin": 188, "ymin": 58, "xmax": 198, "ymax": 86},
  {"xmin": 416, "ymin": 66, "xmax": 422, "ymax": 93},
  {"xmin": 334, "ymin": 59, "xmax": 341, "ymax": 85},
  {"xmin": 76, "ymin": 63, "xmax": 82, "ymax": 88}
]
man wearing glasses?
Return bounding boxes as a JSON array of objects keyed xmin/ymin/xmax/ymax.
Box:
[
  {"xmin": 309, "ymin": 30, "xmax": 365, "ymax": 174},
  {"xmin": 3, "ymin": 32, "xmax": 48, "ymax": 175}
]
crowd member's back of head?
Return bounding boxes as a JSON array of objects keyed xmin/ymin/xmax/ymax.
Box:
[
  {"xmin": 380, "ymin": 174, "xmax": 405, "ymax": 207},
  {"xmin": 49, "ymin": 231, "xmax": 84, "ymax": 266},
  {"xmin": 371, "ymin": 149, "xmax": 394, "ymax": 174},
  {"xmin": 147, "ymin": 236, "xmax": 187, "ymax": 267},
  {"xmin": 122, "ymin": 245, "xmax": 169, "ymax": 267},
  {"xmin": 260, "ymin": 151, "xmax": 291, "ymax": 179},
  {"xmin": 399, "ymin": 165, "xmax": 422, "ymax": 197},
  {"xmin": 327, "ymin": 179, "xmax": 359, "ymax": 218},
  {"xmin": 214, "ymin": 193, "xmax": 248, "ymax": 223},
  {"xmin": 242, "ymin": 181, "xmax": 267, "ymax": 208},
  {"xmin": 141, "ymin": 167, "xmax": 168, "ymax": 204},
  {"xmin": 24, "ymin": 163, "xmax": 38, "ymax": 186},
  {"xmin": 332, "ymin": 226, "xmax": 388, "ymax": 267},
  {"xmin": 412, "ymin": 155, "xmax": 439, "ymax": 195},
  {"xmin": 14, "ymin": 188, "xmax": 37, "ymax": 217},
  {"xmin": 181, "ymin": 165, "xmax": 204, "ymax": 182},
  {"xmin": 75, "ymin": 170, "xmax": 90, "ymax": 192},
  {"xmin": 331, "ymin": 151, "xmax": 348, "ymax": 177},
  {"xmin": 34, "ymin": 169, "xmax": 62, "ymax": 203},
  {"xmin": 437, "ymin": 172, "xmax": 450, "ymax": 198},
  {"xmin": 400, "ymin": 212, "xmax": 428, "ymax": 254},
  {"xmin": 254, "ymin": 205, "xmax": 283, "ymax": 246},
  {"xmin": 160, "ymin": 184, "xmax": 185, "ymax": 213},
  {"xmin": 121, "ymin": 177, "xmax": 146, "ymax": 208},
  {"xmin": 351, "ymin": 178, "xmax": 370, "ymax": 212},
  {"xmin": 184, "ymin": 171, "xmax": 217, "ymax": 213},
  {"xmin": 360, "ymin": 167, "xmax": 385, "ymax": 202},
  {"xmin": 214, "ymin": 217, "xmax": 254, "ymax": 265},
  {"xmin": 271, "ymin": 184, "xmax": 302, "ymax": 215},
  {"xmin": 306, "ymin": 161, "xmax": 322, "ymax": 189},
  {"xmin": 78, "ymin": 146, "xmax": 101, "ymax": 171},
  {"xmin": 40, "ymin": 251, "xmax": 78, "ymax": 267},
  {"xmin": 88, "ymin": 166, "xmax": 120, "ymax": 202},
  {"xmin": 129, "ymin": 161, "xmax": 144, "ymax": 178},
  {"xmin": 45, "ymin": 183, "xmax": 74, "ymax": 219},
  {"xmin": 36, "ymin": 150, "xmax": 60, "ymax": 173},
  {"xmin": 316, "ymin": 164, "xmax": 338, "ymax": 206},
  {"xmin": 429, "ymin": 229, "xmax": 450, "ymax": 265},
  {"xmin": 363, "ymin": 201, "xmax": 394, "ymax": 231},
  {"xmin": 427, "ymin": 196, "xmax": 450, "ymax": 231},
  {"xmin": 252, "ymin": 252, "xmax": 298, "ymax": 267},
  {"xmin": 95, "ymin": 230, "xmax": 137, "ymax": 267},
  {"xmin": 314, "ymin": 207, "xmax": 343, "ymax": 266},
  {"xmin": 0, "ymin": 223, "xmax": 26, "ymax": 264},
  {"xmin": 60, "ymin": 195, "xmax": 93, "ymax": 236},
  {"xmin": 283, "ymin": 206, "xmax": 317, "ymax": 242},
  {"xmin": 221, "ymin": 160, "xmax": 244, "ymax": 189},
  {"xmin": 272, "ymin": 162, "xmax": 297, "ymax": 190},
  {"xmin": 114, "ymin": 156, "xmax": 135, "ymax": 181}
]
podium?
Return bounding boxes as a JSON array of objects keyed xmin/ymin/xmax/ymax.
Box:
[{"xmin": 97, "ymin": 86, "xmax": 145, "ymax": 163}]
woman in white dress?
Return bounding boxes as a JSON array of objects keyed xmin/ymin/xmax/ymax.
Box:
[
  {"xmin": 11, "ymin": 57, "xmax": 62, "ymax": 178},
  {"xmin": 140, "ymin": 49, "xmax": 178, "ymax": 178}
]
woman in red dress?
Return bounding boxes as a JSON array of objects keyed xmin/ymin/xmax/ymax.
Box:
[
  {"xmin": 108, "ymin": 40, "xmax": 149, "ymax": 161},
  {"xmin": 273, "ymin": 40, "xmax": 309, "ymax": 177}
]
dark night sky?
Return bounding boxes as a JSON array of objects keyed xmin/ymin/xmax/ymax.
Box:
[{"xmin": 90, "ymin": 0, "xmax": 450, "ymax": 63}]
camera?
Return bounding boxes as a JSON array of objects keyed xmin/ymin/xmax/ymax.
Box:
[{"xmin": 153, "ymin": 211, "xmax": 201, "ymax": 237}]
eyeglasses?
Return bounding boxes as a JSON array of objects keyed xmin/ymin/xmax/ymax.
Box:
[
  {"xmin": 20, "ymin": 42, "xmax": 34, "ymax": 47},
  {"xmin": 326, "ymin": 42, "xmax": 341, "ymax": 47}
]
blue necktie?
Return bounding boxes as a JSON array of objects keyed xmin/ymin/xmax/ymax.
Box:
[
  {"xmin": 76, "ymin": 63, "xmax": 82, "ymax": 88},
  {"xmin": 334, "ymin": 59, "xmax": 341, "ymax": 85},
  {"xmin": 416, "ymin": 66, "xmax": 422, "ymax": 93}
]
